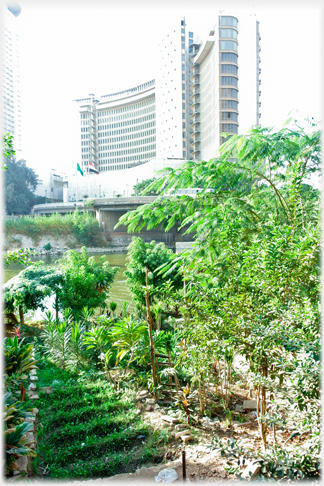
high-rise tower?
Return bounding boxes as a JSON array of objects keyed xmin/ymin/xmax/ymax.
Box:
[{"xmin": 3, "ymin": 3, "xmax": 22, "ymax": 158}]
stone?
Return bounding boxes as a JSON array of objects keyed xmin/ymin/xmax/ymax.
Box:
[
  {"xmin": 247, "ymin": 411, "xmax": 258, "ymax": 421},
  {"xmin": 161, "ymin": 415, "xmax": 179, "ymax": 424},
  {"xmin": 146, "ymin": 398, "xmax": 155, "ymax": 405},
  {"xmin": 175, "ymin": 429, "xmax": 190, "ymax": 439},
  {"xmin": 26, "ymin": 417, "xmax": 35, "ymax": 423},
  {"xmin": 33, "ymin": 408, "xmax": 39, "ymax": 415},
  {"xmin": 145, "ymin": 405, "xmax": 153, "ymax": 412},
  {"xmin": 30, "ymin": 375, "xmax": 38, "ymax": 381},
  {"xmin": 243, "ymin": 400, "xmax": 257, "ymax": 410},
  {"xmin": 236, "ymin": 404, "xmax": 243, "ymax": 411},
  {"xmin": 154, "ymin": 404, "xmax": 160, "ymax": 410},
  {"xmin": 17, "ymin": 455, "xmax": 28, "ymax": 472},
  {"xmin": 181, "ymin": 435, "xmax": 191, "ymax": 443},
  {"xmin": 28, "ymin": 383, "xmax": 37, "ymax": 391},
  {"xmin": 139, "ymin": 390, "xmax": 149, "ymax": 397},
  {"xmin": 46, "ymin": 387, "xmax": 54, "ymax": 395},
  {"xmin": 29, "ymin": 394, "xmax": 39, "ymax": 400},
  {"xmin": 175, "ymin": 424, "xmax": 189, "ymax": 431},
  {"xmin": 30, "ymin": 369, "xmax": 37, "ymax": 376},
  {"xmin": 242, "ymin": 462, "xmax": 261, "ymax": 480}
]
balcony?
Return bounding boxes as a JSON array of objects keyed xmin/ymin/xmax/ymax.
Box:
[
  {"xmin": 190, "ymin": 76, "xmax": 200, "ymax": 89},
  {"xmin": 190, "ymin": 63, "xmax": 200, "ymax": 73},
  {"xmin": 190, "ymin": 90, "xmax": 200, "ymax": 102},
  {"xmin": 190, "ymin": 106, "xmax": 200, "ymax": 116},
  {"xmin": 190, "ymin": 67, "xmax": 199, "ymax": 78}
]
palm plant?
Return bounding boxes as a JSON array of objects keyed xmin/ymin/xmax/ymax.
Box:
[
  {"xmin": 109, "ymin": 301, "xmax": 117, "ymax": 317},
  {"xmin": 111, "ymin": 317, "xmax": 147, "ymax": 371},
  {"xmin": 4, "ymin": 336, "xmax": 37, "ymax": 396},
  {"xmin": 83, "ymin": 326, "xmax": 112, "ymax": 369},
  {"xmin": 54, "ymin": 322, "xmax": 71, "ymax": 370},
  {"xmin": 67, "ymin": 322, "xmax": 86, "ymax": 372}
]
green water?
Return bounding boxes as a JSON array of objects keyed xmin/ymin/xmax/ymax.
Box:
[{"xmin": 3, "ymin": 252, "xmax": 133, "ymax": 319}]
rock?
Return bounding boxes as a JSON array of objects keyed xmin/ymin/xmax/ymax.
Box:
[
  {"xmin": 139, "ymin": 390, "xmax": 149, "ymax": 397},
  {"xmin": 154, "ymin": 404, "xmax": 160, "ymax": 410},
  {"xmin": 30, "ymin": 375, "xmax": 38, "ymax": 382},
  {"xmin": 33, "ymin": 408, "xmax": 39, "ymax": 415},
  {"xmin": 30, "ymin": 369, "xmax": 37, "ymax": 376},
  {"xmin": 161, "ymin": 415, "xmax": 179, "ymax": 424},
  {"xmin": 46, "ymin": 387, "xmax": 54, "ymax": 395},
  {"xmin": 242, "ymin": 461, "xmax": 261, "ymax": 480},
  {"xmin": 236, "ymin": 404, "xmax": 243, "ymax": 411},
  {"xmin": 175, "ymin": 424, "xmax": 189, "ymax": 431},
  {"xmin": 243, "ymin": 400, "xmax": 257, "ymax": 410},
  {"xmin": 145, "ymin": 405, "xmax": 153, "ymax": 412},
  {"xmin": 17, "ymin": 455, "xmax": 28, "ymax": 472},
  {"xmin": 181, "ymin": 435, "xmax": 191, "ymax": 443},
  {"xmin": 26, "ymin": 417, "xmax": 35, "ymax": 423},
  {"xmin": 247, "ymin": 411, "xmax": 258, "ymax": 421},
  {"xmin": 146, "ymin": 398, "xmax": 155, "ymax": 405},
  {"xmin": 137, "ymin": 435, "xmax": 146, "ymax": 440},
  {"xmin": 29, "ymin": 394, "xmax": 39, "ymax": 400},
  {"xmin": 175, "ymin": 429, "xmax": 190, "ymax": 439},
  {"xmin": 28, "ymin": 383, "xmax": 37, "ymax": 391}
]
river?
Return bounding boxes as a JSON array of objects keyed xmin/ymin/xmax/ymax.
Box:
[{"xmin": 4, "ymin": 252, "xmax": 134, "ymax": 320}]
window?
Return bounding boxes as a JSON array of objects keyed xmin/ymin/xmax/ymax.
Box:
[
  {"xmin": 183, "ymin": 122, "xmax": 186, "ymax": 128},
  {"xmin": 182, "ymin": 64, "xmax": 185, "ymax": 71},
  {"xmin": 182, "ymin": 103, "xmax": 186, "ymax": 109},
  {"xmin": 189, "ymin": 32, "xmax": 193, "ymax": 38},
  {"xmin": 221, "ymin": 64, "xmax": 238, "ymax": 75},
  {"xmin": 220, "ymin": 40, "xmax": 238, "ymax": 51},
  {"xmin": 181, "ymin": 28, "xmax": 185, "ymax": 34},
  {"xmin": 222, "ymin": 112, "xmax": 238, "ymax": 121},
  {"xmin": 220, "ymin": 29, "xmax": 237, "ymax": 40},
  {"xmin": 183, "ymin": 141, "xmax": 186, "ymax": 147},
  {"xmin": 221, "ymin": 76, "xmax": 238, "ymax": 87},
  {"xmin": 183, "ymin": 132, "xmax": 186, "ymax": 138},
  {"xmin": 182, "ymin": 93, "xmax": 185, "ymax": 100},
  {"xmin": 221, "ymin": 100, "xmax": 238, "ymax": 110},
  {"xmin": 182, "ymin": 54, "xmax": 185, "ymax": 61},
  {"xmin": 182, "ymin": 84, "xmax": 185, "ymax": 90},
  {"xmin": 182, "ymin": 74, "xmax": 185, "ymax": 81},
  {"xmin": 221, "ymin": 123, "xmax": 238, "ymax": 133},
  {"xmin": 221, "ymin": 88, "xmax": 238, "ymax": 99}
]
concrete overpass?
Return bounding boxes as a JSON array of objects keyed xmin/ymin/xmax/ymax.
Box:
[{"xmin": 32, "ymin": 197, "xmax": 193, "ymax": 248}]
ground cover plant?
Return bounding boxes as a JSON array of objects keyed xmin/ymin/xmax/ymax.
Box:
[{"xmin": 4, "ymin": 209, "xmax": 105, "ymax": 247}]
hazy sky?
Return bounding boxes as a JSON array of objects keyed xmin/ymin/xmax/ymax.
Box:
[{"xmin": 9, "ymin": 0, "xmax": 323, "ymax": 179}]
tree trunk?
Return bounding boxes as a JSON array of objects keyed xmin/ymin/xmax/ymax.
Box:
[
  {"xmin": 145, "ymin": 267, "xmax": 157, "ymax": 394},
  {"xmin": 19, "ymin": 306, "xmax": 24, "ymax": 325}
]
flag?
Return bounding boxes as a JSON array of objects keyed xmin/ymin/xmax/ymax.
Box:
[
  {"xmin": 77, "ymin": 163, "xmax": 84, "ymax": 176},
  {"xmin": 89, "ymin": 162, "xmax": 99, "ymax": 174}
]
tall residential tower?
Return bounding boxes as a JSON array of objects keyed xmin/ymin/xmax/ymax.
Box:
[{"xmin": 74, "ymin": 13, "xmax": 260, "ymax": 175}]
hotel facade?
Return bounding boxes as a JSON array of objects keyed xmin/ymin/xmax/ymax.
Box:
[{"xmin": 74, "ymin": 14, "xmax": 261, "ymax": 176}]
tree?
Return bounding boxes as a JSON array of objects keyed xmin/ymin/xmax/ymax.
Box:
[
  {"xmin": 2, "ymin": 133, "xmax": 15, "ymax": 169},
  {"xmin": 117, "ymin": 120, "xmax": 321, "ymax": 456},
  {"xmin": 132, "ymin": 178, "xmax": 157, "ymax": 196},
  {"xmin": 3, "ymin": 263, "xmax": 63, "ymax": 325},
  {"xmin": 58, "ymin": 247, "xmax": 118, "ymax": 317},
  {"xmin": 4, "ymin": 157, "xmax": 40, "ymax": 215}
]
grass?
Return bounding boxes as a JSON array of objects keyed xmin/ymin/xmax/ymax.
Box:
[
  {"xmin": 21, "ymin": 323, "xmax": 165, "ymax": 480},
  {"xmin": 4, "ymin": 211, "xmax": 106, "ymax": 247}
]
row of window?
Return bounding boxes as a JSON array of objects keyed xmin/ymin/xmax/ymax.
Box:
[
  {"xmin": 98, "ymin": 104, "xmax": 155, "ymax": 124},
  {"xmin": 220, "ymin": 28, "xmax": 238, "ymax": 40},
  {"xmin": 221, "ymin": 112, "xmax": 238, "ymax": 121},
  {"xmin": 221, "ymin": 64, "xmax": 238, "ymax": 75},
  {"xmin": 99, "ymin": 144, "xmax": 155, "ymax": 159},
  {"xmin": 220, "ymin": 40, "xmax": 238, "ymax": 52},
  {"xmin": 221, "ymin": 123, "xmax": 238, "ymax": 133},
  {"xmin": 221, "ymin": 76, "xmax": 238, "ymax": 87},
  {"xmin": 221, "ymin": 52, "xmax": 238, "ymax": 64},
  {"xmin": 220, "ymin": 16, "xmax": 238, "ymax": 28},
  {"xmin": 221, "ymin": 88, "xmax": 238, "ymax": 99},
  {"xmin": 98, "ymin": 135, "xmax": 156, "ymax": 151},
  {"xmin": 98, "ymin": 128, "xmax": 156, "ymax": 144},
  {"xmin": 221, "ymin": 100, "xmax": 238, "ymax": 110},
  {"xmin": 97, "ymin": 98, "xmax": 154, "ymax": 117}
]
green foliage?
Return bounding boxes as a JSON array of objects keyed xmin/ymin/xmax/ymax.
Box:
[
  {"xmin": 4, "ymin": 210, "xmax": 106, "ymax": 247},
  {"xmin": 43, "ymin": 242, "xmax": 51, "ymax": 251},
  {"xmin": 3, "ymin": 248, "xmax": 34, "ymax": 266},
  {"xmin": 4, "ymin": 335, "xmax": 37, "ymax": 392},
  {"xmin": 58, "ymin": 248, "xmax": 118, "ymax": 316},
  {"xmin": 132, "ymin": 177, "xmax": 157, "ymax": 196},
  {"xmin": 84, "ymin": 198, "xmax": 95, "ymax": 207},
  {"xmin": 116, "ymin": 120, "xmax": 321, "ymax": 477},
  {"xmin": 3, "ymin": 263, "xmax": 63, "ymax": 315},
  {"xmin": 3, "ymin": 133, "xmax": 15, "ymax": 162},
  {"xmin": 125, "ymin": 237, "xmax": 183, "ymax": 308},
  {"xmin": 4, "ymin": 157, "xmax": 40, "ymax": 215}
]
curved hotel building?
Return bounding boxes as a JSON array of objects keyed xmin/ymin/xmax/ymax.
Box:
[{"xmin": 75, "ymin": 14, "xmax": 260, "ymax": 175}]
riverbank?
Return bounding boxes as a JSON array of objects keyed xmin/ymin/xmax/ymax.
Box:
[{"xmin": 3, "ymin": 245, "xmax": 128, "ymax": 258}]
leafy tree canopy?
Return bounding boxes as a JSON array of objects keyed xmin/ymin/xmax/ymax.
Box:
[
  {"xmin": 132, "ymin": 178, "xmax": 157, "ymax": 196},
  {"xmin": 4, "ymin": 157, "xmax": 40, "ymax": 215},
  {"xmin": 58, "ymin": 247, "xmax": 119, "ymax": 317}
]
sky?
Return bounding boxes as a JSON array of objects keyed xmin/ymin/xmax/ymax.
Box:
[{"xmin": 5, "ymin": 0, "xmax": 324, "ymax": 180}]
